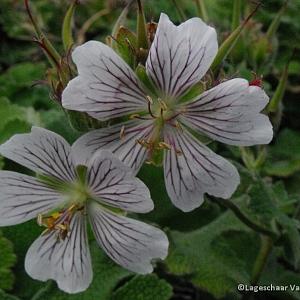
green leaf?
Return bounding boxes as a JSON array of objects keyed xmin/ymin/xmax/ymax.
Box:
[
  {"xmin": 0, "ymin": 97, "xmax": 40, "ymax": 144},
  {"xmin": 0, "ymin": 289, "xmax": 20, "ymax": 300},
  {"xmin": 31, "ymin": 241, "xmax": 131, "ymax": 300},
  {"xmin": 165, "ymin": 211, "xmax": 257, "ymax": 298},
  {"xmin": 260, "ymin": 256, "xmax": 300, "ymax": 300},
  {"xmin": 137, "ymin": 164, "xmax": 220, "ymax": 231},
  {"xmin": 2, "ymin": 221, "xmax": 45, "ymax": 299},
  {"xmin": 112, "ymin": 274, "xmax": 173, "ymax": 300},
  {"xmin": 0, "ymin": 231, "xmax": 16, "ymax": 291},
  {"xmin": 40, "ymin": 108, "xmax": 81, "ymax": 144},
  {"xmin": 0, "ymin": 119, "xmax": 31, "ymax": 144},
  {"xmin": 264, "ymin": 129, "xmax": 300, "ymax": 177},
  {"xmin": 0, "ymin": 63, "xmax": 45, "ymax": 97},
  {"xmin": 247, "ymin": 179, "xmax": 278, "ymax": 223}
]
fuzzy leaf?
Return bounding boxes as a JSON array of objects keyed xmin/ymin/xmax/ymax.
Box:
[
  {"xmin": 0, "ymin": 97, "xmax": 41, "ymax": 144},
  {"xmin": 2, "ymin": 221, "xmax": 45, "ymax": 299},
  {"xmin": 112, "ymin": 274, "xmax": 173, "ymax": 300},
  {"xmin": 165, "ymin": 211, "xmax": 257, "ymax": 298},
  {"xmin": 0, "ymin": 289, "xmax": 20, "ymax": 300},
  {"xmin": 0, "ymin": 231, "xmax": 16, "ymax": 291},
  {"xmin": 264, "ymin": 129, "xmax": 300, "ymax": 177}
]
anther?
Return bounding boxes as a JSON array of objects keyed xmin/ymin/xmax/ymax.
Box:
[
  {"xmin": 147, "ymin": 98, "xmax": 157, "ymax": 119},
  {"xmin": 120, "ymin": 125, "xmax": 125, "ymax": 140},
  {"xmin": 146, "ymin": 95, "xmax": 153, "ymax": 104},
  {"xmin": 176, "ymin": 149, "xmax": 183, "ymax": 156},
  {"xmin": 129, "ymin": 114, "xmax": 141, "ymax": 120},
  {"xmin": 158, "ymin": 99, "xmax": 168, "ymax": 111},
  {"xmin": 130, "ymin": 114, "xmax": 152, "ymax": 121},
  {"xmin": 175, "ymin": 121, "xmax": 183, "ymax": 133},
  {"xmin": 37, "ymin": 213, "xmax": 43, "ymax": 226},
  {"xmin": 158, "ymin": 142, "xmax": 171, "ymax": 150}
]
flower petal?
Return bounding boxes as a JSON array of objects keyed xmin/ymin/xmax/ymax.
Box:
[
  {"xmin": 0, "ymin": 171, "xmax": 64, "ymax": 226},
  {"xmin": 163, "ymin": 126, "xmax": 240, "ymax": 212},
  {"xmin": 146, "ymin": 13, "xmax": 217, "ymax": 98},
  {"xmin": 87, "ymin": 150, "xmax": 153, "ymax": 213},
  {"xmin": 180, "ymin": 79, "xmax": 273, "ymax": 146},
  {"xmin": 88, "ymin": 202, "xmax": 168, "ymax": 274},
  {"xmin": 0, "ymin": 127, "xmax": 76, "ymax": 182},
  {"xmin": 62, "ymin": 41, "xmax": 148, "ymax": 120},
  {"xmin": 72, "ymin": 120, "xmax": 153, "ymax": 174},
  {"xmin": 25, "ymin": 212, "xmax": 92, "ymax": 294}
]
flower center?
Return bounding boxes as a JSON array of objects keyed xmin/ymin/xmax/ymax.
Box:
[
  {"xmin": 36, "ymin": 166, "xmax": 89, "ymax": 240},
  {"xmin": 130, "ymin": 95, "xmax": 183, "ymax": 165}
]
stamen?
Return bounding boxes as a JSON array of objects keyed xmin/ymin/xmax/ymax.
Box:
[
  {"xmin": 146, "ymin": 95, "xmax": 153, "ymax": 104},
  {"xmin": 129, "ymin": 114, "xmax": 152, "ymax": 120},
  {"xmin": 176, "ymin": 149, "xmax": 183, "ymax": 156},
  {"xmin": 136, "ymin": 139, "xmax": 148, "ymax": 148},
  {"xmin": 158, "ymin": 142, "xmax": 171, "ymax": 150},
  {"xmin": 37, "ymin": 205, "xmax": 82, "ymax": 241},
  {"xmin": 120, "ymin": 125, "xmax": 125, "ymax": 140},
  {"xmin": 130, "ymin": 114, "xmax": 141, "ymax": 119},
  {"xmin": 175, "ymin": 121, "xmax": 183, "ymax": 133},
  {"xmin": 158, "ymin": 99, "xmax": 168, "ymax": 111},
  {"xmin": 37, "ymin": 213, "xmax": 43, "ymax": 226},
  {"xmin": 145, "ymin": 95, "xmax": 157, "ymax": 118}
]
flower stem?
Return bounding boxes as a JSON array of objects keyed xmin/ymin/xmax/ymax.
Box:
[
  {"xmin": 171, "ymin": 0, "xmax": 186, "ymax": 21},
  {"xmin": 251, "ymin": 235, "xmax": 273, "ymax": 285},
  {"xmin": 194, "ymin": 0, "xmax": 208, "ymax": 22},
  {"xmin": 208, "ymin": 197, "xmax": 277, "ymax": 239}
]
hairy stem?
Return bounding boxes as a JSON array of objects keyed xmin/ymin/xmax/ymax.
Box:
[
  {"xmin": 209, "ymin": 197, "xmax": 277, "ymax": 239},
  {"xmin": 251, "ymin": 236, "xmax": 273, "ymax": 285}
]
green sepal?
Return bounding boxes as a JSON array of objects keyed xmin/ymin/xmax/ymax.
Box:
[
  {"xmin": 267, "ymin": 62, "xmax": 289, "ymax": 113},
  {"xmin": 62, "ymin": 0, "xmax": 78, "ymax": 51},
  {"xmin": 25, "ymin": 0, "xmax": 61, "ymax": 68},
  {"xmin": 111, "ymin": 1, "xmax": 133, "ymax": 45},
  {"xmin": 194, "ymin": 0, "xmax": 208, "ymax": 22},
  {"xmin": 178, "ymin": 81, "xmax": 206, "ymax": 104},
  {"xmin": 266, "ymin": 0, "xmax": 289, "ymax": 41},
  {"xmin": 135, "ymin": 64, "xmax": 157, "ymax": 97},
  {"xmin": 66, "ymin": 110, "xmax": 109, "ymax": 132},
  {"xmin": 100, "ymin": 203, "xmax": 127, "ymax": 216},
  {"xmin": 37, "ymin": 174, "xmax": 70, "ymax": 193},
  {"xmin": 211, "ymin": 3, "xmax": 260, "ymax": 74},
  {"xmin": 231, "ymin": 0, "xmax": 241, "ymax": 30},
  {"xmin": 76, "ymin": 165, "xmax": 88, "ymax": 185},
  {"xmin": 113, "ymin": 27, "xmax": 137, "ymax": 69},
  {"xmin": 136, "ymin": 0, "xmax": 148, "ymax": 51}
]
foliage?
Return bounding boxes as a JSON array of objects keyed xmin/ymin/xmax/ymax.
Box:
[
  {"xmin": 112, "ymin": 274, "xmax": 173, "ymax": 300},
  {"xmin": 0, "ymin": 0, "xmax": 300, "ymax": 299},
  {"xmin": 0, "ymin": 231, "xmax": 16, "ymax": 291}
]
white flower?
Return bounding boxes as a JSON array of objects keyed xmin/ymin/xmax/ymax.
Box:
[
  {"xmin": 0, "ymin": 127, "xmax": 168, "ymax": 294},
  {"xmin": 62, "ymin": 13, "xmax": 273, "ymax": 212}
]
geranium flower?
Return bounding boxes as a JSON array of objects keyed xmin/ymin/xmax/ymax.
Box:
[
  {"xmin": 62, "ymin": 13, "xmax": 273, "ymax": 212},
  {"xmin": 0, "ymin": 127, "xmax": 168, "ymax": 293}
]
